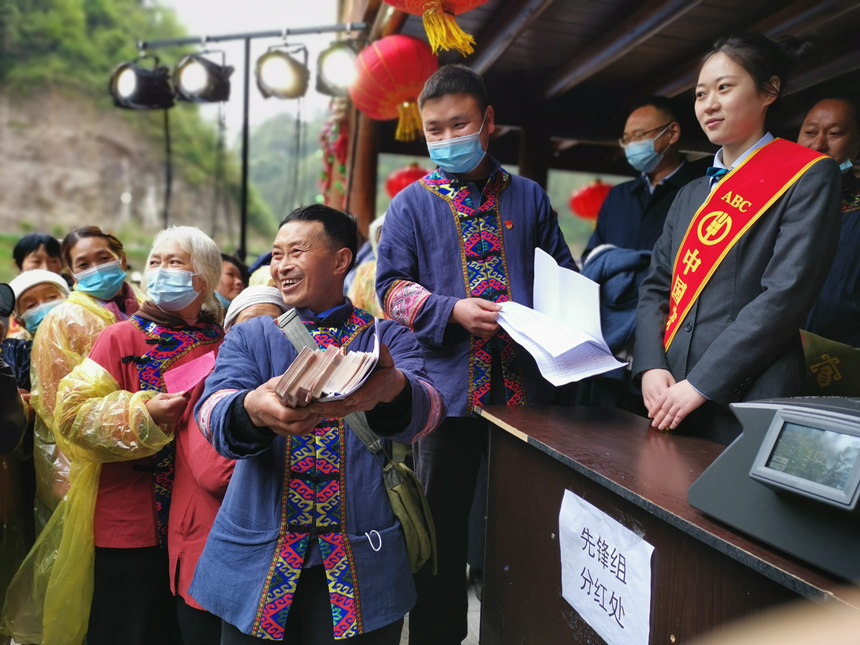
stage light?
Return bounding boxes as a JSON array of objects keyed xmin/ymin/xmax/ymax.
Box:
[
  {"xmin": 109, "ymin": 60, "xmax": 174, "ymax": 109},
  {"xmin": 174, "ymin": 54, "xmax": 233, "ymax": 103},
  {"xmin": 256, "ymin": 47, "xmax": 310, "ymax": 99},
  {"xmin": 316, "ymin": 41, "xmax": 359, "ymax": 97}
]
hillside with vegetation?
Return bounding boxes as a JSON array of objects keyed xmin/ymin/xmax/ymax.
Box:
[{"xmin": 0, "ymin": 0, "xmax": 278, "ymax": 280}]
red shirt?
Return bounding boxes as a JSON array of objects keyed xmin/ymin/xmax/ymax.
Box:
[{"xmin": 86, "ymin": 317, "xmax": 229, "ymax": 604}]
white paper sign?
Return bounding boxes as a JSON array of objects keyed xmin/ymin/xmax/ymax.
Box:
[{"xmin": 559, "ymin": 489, "xmax": 654, "ymax": 645}]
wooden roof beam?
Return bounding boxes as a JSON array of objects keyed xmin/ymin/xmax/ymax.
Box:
[
  {"xmin": 469, "ymin": 0, "xmax": 556, "ymax": 75},
  {"xmin": 787, "ymin": 48, "xmax": 860, "ymax": 95},
  {"xmin": 541, "ymin": 0, "xmax": 702, "ymax": 101},
  {"xmin": 650, "ymin": 0, "xmax": 851, "ymax": 97},
  {"xmin": 368, "ymin": 2, "xmax": 408, "ymax": 40}
]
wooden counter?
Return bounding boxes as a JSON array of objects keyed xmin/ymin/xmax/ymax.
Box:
[{"xmin": 476, "ymin": 405, "xmax": 856, "ymax": 644}]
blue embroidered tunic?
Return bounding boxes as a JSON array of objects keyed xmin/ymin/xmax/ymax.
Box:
[
  {"xmin": 376, "ymin": 159, "xmax": 576, "ymax": 416},
  {"xmin": 190, "ymin": 302, "xmax": 444, "ymax": 640}
]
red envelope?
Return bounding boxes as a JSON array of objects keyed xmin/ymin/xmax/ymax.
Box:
[{"xmin": 163, "ymin": 351, "xmax": 216, "ymax": 394}]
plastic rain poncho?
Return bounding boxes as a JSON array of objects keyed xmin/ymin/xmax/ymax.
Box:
[
  {"xmin": 1, "ymin": 356, "xmax": 172, "ymax": 645},
  {"xmin": 28, "ymin": 291, "xmax": 121, "ymax": 533}
]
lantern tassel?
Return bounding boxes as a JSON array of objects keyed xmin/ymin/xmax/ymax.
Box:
[
  {"xmin": 395, "ymin": 101, "xmax": 423, "ymax": 142},
  {"xmin": 422, "ymin": 9, "xmax": 476, "ymax": 56}
]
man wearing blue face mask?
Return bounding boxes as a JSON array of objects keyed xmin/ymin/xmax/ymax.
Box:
[
  {"xmin": 577, "ymin": 98, "xmax": 709, "ymax": 416},
  {"xmin": 582, "ymin": 96, "xmax": 708, "ymax": 261},
  {"xmin": 376, "ymin": 64, "xmax": 575, "ymax": 645}
]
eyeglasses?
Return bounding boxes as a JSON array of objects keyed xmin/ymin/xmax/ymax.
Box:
[{"xmin": 619, "ymin": 122, "xmax": 673, "ymax": 147}]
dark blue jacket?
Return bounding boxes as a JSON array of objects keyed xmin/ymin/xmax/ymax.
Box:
[
  {"xmin": 805, "ymin": 173, "xmax": 860, "ymax": 346},
  {"xmin": 583, "ymin": 159, "xmax": 707, "ymax": 259},
  {"xmin": 582, "ymin": 247, "xmax": 652, "ymax": 355},
  {"xmin": 377, "ymin": 160, "xmax": 575, "ymax": 416}
]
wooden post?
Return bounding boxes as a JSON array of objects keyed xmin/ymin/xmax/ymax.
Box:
[
  {"xmin": 518, "ymin": 123, "xmax": 550, "ymax": 189},
  {"xmin": 346, "ymin": 110, "xmax": 379, "ymax": 238}
]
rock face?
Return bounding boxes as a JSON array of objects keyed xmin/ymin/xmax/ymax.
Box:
[{"xmin": 0, "ymin": 90, "xmax": 230, "ymax": 242}]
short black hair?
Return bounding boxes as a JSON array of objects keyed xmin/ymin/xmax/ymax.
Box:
[
  {"xmin": 220, "ymin": 253, "xmax": 249, "ymax": 286},
  {"xmin": 13, "ymin": 233, "xmax": 61, "ymax": 270},
  {"xmin": 280, "ymin": 205, "xmax": 358, "ymax": 271},
  {"xmin": 806, "ymin": 91, "xmax": 860, "ymax": 132},
  {"xmin": 418, "ymin": 64, "xmax": 489, "ymax": 114},
  {"xmin": 629, "ymin": 95, "xmax": 679, "ymax": 123}
]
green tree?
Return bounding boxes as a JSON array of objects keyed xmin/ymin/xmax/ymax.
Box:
[
  {"xmin": 249, "ymin": 109, "xmax": 328, "ymax": 222},
  {"xmin": 1, "ymin": 0, "xmax": 277, "ymax": 245}
]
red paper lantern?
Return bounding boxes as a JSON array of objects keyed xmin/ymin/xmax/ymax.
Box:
[
  {"xmin": 350, "ymin": 35, "xmax": 438, "ymax": 142},
  {"xmin": 568, "ymin": 180, "xmax": 612, "ymax": 220},
  {"xmin": 386, "ymin": 163, "xmax": 431, "ymax": 198},
  {"xmin": 384, "ymin": 0, "xmax": 489, "ymax": 55}
]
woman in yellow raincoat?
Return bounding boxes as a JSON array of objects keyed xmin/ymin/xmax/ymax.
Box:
[
  {"xmin": 26, "ymin": 226, "xmax": 140, "ymax": 534},
  {"xmin": 2, "ymin": 226, "xmax": 227, "ymax": 645}
]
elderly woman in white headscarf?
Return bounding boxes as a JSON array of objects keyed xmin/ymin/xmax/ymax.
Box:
[{"xmin": 222, "ymin": 285, "xmax": 290, "ymax": 332}]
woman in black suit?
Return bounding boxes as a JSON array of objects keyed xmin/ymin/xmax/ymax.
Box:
[{"xmin": 634, "ymin": 33, "xmax": 842, "ymax": 444}]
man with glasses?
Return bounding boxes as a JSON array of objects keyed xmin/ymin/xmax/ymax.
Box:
[
  {"xmin": 579, "ymin": 97, "xmax": 706, "ymax": 414},
  {"xmin": 583, "ymin": 96, "xmax": 706, "ymax": 260}
]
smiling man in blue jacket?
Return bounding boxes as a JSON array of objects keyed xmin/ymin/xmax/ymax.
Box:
[{"xmin": 192, "ymin": 205, "xmax": 445, "ymax": 644}]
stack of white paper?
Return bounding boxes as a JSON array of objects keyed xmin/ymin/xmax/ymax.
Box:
[{"xmin": 497, "ymin": 248, "xmax": 626, "ymax": 386}]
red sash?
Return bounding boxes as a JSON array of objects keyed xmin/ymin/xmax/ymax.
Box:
[{"xmin": 664, "ymin": 138, "xmax": 826, "ymax": 349}]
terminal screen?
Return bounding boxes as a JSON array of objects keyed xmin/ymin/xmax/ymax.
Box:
[{"xmin": 766, "ymin": 422, "xmax": 860, "ymax": 492}]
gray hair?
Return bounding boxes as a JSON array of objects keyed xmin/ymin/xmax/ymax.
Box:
[{"xmin": 145, "ymin": 226, "xmax": 223, "ymax": 316}]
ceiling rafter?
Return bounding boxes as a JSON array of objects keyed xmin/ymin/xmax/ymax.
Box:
[
  {"xmin": 650, "ymin": 0, "xmax": 852, "ymax": 97},
  {"xmin": 469, "ymin": 0, "xmax": 556, "ymax": 75},
  {"xmin": 541, "ymin": 0, "xmax": 702, "ymax": 100}
]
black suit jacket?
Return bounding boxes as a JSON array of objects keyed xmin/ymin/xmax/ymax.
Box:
[{"xmin": 634, "ymin": 153, "xmax": 842, "ymax": 407}]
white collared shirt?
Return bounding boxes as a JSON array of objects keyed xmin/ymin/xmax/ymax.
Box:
[{"xmin": 709, "ymin": 132, "xmax": 775, "ymax": 191}]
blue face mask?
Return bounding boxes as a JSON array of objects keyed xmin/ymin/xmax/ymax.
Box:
[
  {"xmin": 74, "ymin": 260, "xmax": 127, "ymax": 300},
  {"xmin": 623, "ymin": 124, "xmax": 671, "ymax": 174},
  {"xmin": 21, "ymin": 300, "xmax": 62, "ymax": 334},
  {"xmin": 426, "ymin": 114, "xmax": 488, "ymax": 175},
  {"xmin": 214, "ymin": 291, "xmax": 232, "ymax": 308},
  {"xmin": 147, "ymin": 268, "xmax": 200, "ymax": 311},
  {"xmin": 839, "ymin": 158, "xmax": 854, "ymax": 173}
]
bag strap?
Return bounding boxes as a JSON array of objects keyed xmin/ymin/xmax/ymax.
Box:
[{"xmin": 276, "ymin": 309, "xmax": 384, "ymax": 457}]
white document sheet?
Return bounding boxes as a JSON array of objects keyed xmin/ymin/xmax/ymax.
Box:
[{"xmin": 497, "ymin": 249, "xmax": 626, "ymax": 385}]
